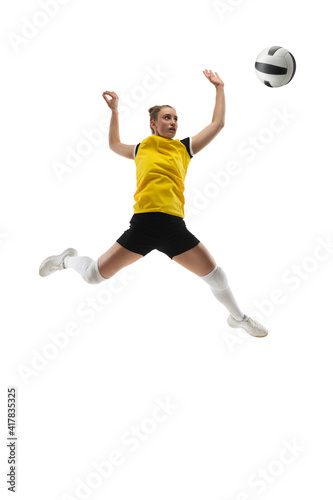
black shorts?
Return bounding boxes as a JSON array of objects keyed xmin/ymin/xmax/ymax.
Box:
[{"xmin": 116, "ymin": 212, "xmax": 200, "ymax": 259}]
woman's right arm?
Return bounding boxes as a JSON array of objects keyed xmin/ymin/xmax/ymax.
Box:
[{"xmin": 102, "ymin": 91, "xmax": 136, "ymax": 159}]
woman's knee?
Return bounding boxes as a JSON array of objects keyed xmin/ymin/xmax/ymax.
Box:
[
  {"xmin": 172, "ymin": 242, "xmax": 216, "ymax": 276},
  {"xmin": 84, "ymin": 259, "xmax": 108, "ymax": 284},
  {"xmin": 201, "ymin": 265, "xmax": 228, "ymax": 289},
  {"xmin": 98, "ymin": 242, "xmax": 143, "ymax": 279}
]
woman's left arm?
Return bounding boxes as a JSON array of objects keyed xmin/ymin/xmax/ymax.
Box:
[{"xmin": 191, "ymin": 70, "xmax": 225, "ymax": 155}]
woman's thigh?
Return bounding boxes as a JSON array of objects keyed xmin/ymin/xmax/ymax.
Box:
[
  {"xmin": 172, "ymin": 242, "xmax": 216, "ymax": 277},
  {"xmin": 98, "ymin": 242, "xmax": 143, "ymax": 279}
]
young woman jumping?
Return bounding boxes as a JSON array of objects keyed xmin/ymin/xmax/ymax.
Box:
[{"xmin": 39, "ymin": 69, "xmax": 268, "ymax": 337}]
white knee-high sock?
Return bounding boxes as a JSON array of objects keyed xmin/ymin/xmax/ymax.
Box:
[
  {"xmin": 63, "ymin": 255, "xmax": 107, "ymax": 284},
  {"xmin": 201, "ymin": 265, "xmax": 244, "ymax": 321}
]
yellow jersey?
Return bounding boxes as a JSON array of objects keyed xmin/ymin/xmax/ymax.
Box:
[{"xmin": 133, "ymin": 135, "xmax": 193, "ymax": 219}]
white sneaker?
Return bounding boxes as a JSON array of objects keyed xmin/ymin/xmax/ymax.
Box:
[
  {"xmin": 227, "ymin": 314, "xmax": 268, "ymax": 337},
  {"xmin": 39, "ymin": 248, "xmax": 78, "ymax": 277}
]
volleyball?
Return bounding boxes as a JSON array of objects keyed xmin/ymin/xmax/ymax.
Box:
[{"xmin": 255, "ymin": 46, "xmax": 296, "ymax": 87}]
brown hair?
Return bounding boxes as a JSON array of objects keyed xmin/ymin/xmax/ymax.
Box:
[{"xmin": 148, "ymin": 105, "xmax": 176, "ymax": 134}]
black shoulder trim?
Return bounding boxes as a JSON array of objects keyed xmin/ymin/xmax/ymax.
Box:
[
  {"xmin": 180, "ymin": 137, "xmax": 193, "ymax": 158},
  {"xmin": 134, "ymin": 143, "xmax": 141, "ymax": 158}
]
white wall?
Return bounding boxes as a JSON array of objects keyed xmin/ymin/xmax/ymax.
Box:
[{"xmin": 2, "ymin": 1, "xmax": 332, "ymax": 499}]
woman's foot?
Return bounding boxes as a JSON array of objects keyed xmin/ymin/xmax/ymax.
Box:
[
  {"xmin": 39, "ymin": 248, "xmax": 78, "ymax": 277},
  {"xmin": 227, "ymin": 314, "xmax": 268, "ymax": 337}
]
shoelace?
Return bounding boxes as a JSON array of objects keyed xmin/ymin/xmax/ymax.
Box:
[{"xmin": 248, "ymin": 317, "xmax": 260, "ymax": 328}]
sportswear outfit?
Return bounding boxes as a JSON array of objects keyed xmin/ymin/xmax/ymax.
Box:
[
  {"xmin": 116, "ymin": 135, "xmax": 199, "ymax": 259},
  {"xmin": 38, "ymin": 134, "xmax": 268, "ymax": 337}
]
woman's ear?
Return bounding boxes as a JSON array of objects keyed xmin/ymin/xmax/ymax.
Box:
[{"xmin": 150, "ymin": 120, "xmax": 156, "ymax": 134}]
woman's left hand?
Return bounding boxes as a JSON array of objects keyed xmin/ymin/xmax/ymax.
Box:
[{"xmin": 203, "ymin": 69, "xmax": 224, "ymax": 88}]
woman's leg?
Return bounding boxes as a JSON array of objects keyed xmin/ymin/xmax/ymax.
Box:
[
  {"xmin": 39, "ymin": 243, "xmax": 143, "ymax": 283},
  {"xmin": 172, "ymin": 241, "xmax": 216, "ymax": 277},
  {"xmin": 64, "ymin": 243, "xmax": 143, "ymax": 283},
  {"xmin": 172, "ymin": 242, "xmax": 268, "ymax": 337},
  {"xmin": 98, "ymin": 242, "xmax": 143, "ymax": 278},
  {"xmin": 172, "ymin": 242, "xmax": 244, "ymax": 320}
]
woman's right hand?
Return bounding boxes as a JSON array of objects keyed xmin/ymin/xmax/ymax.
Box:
[{"xmin": 102, "ymin": 91, "xmax": 119, "ymax": 111}]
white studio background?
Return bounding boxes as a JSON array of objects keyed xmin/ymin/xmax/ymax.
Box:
[{"xmin": 1, "ymin": 0, "xmax": 332, "ymax": 499}]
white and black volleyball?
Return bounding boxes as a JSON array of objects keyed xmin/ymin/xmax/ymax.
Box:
[{"xmin": 255, "ymin": 46, "xmax": 296, "ymax": 87}]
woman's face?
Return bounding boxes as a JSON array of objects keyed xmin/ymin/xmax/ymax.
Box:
[{"xmin": 151, "ymin": 107, "xmax": 178, "ymax": 138}]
